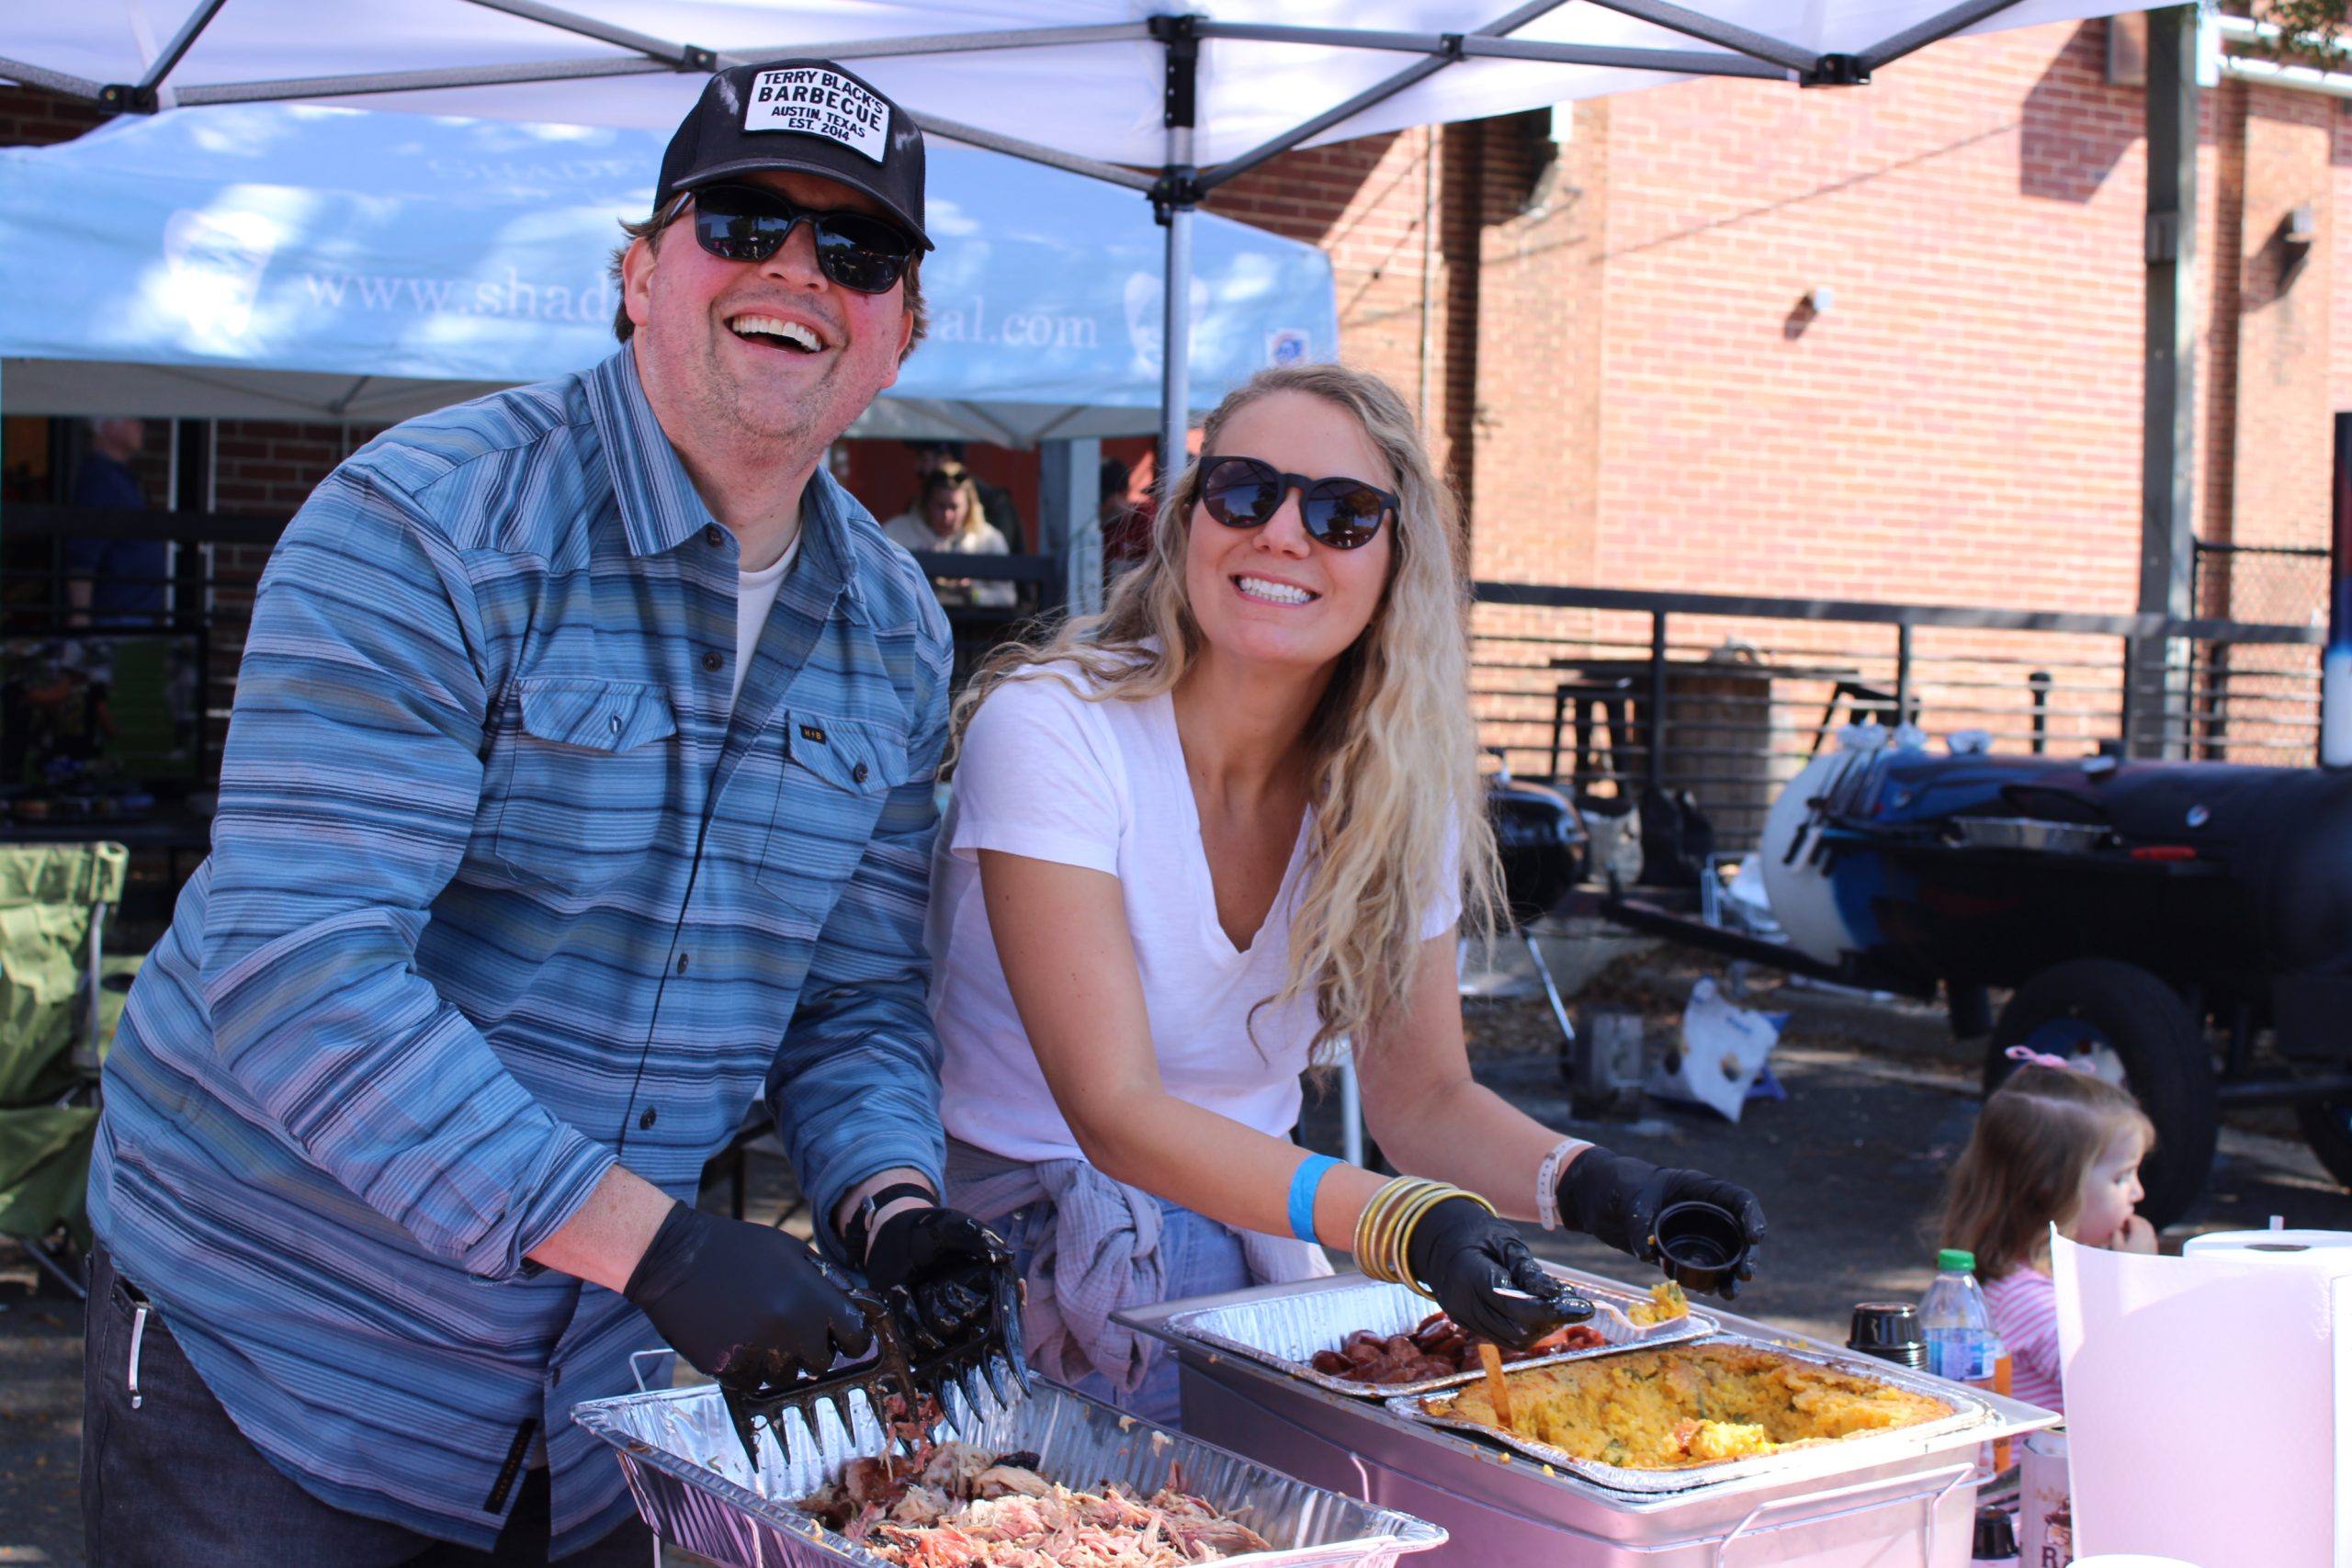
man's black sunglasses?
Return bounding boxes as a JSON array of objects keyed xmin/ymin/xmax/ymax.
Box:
[
  {"xmin": 684, "ymin": 183, "xmax": 917, "ymax": 296},
  {"xmin": 1197, "ymin": 455, "xmax": 1397, "ymax": 550}
]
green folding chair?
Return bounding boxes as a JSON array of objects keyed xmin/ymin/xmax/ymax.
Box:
[{"xmin": 0, "ymin": 842, "xmax": 137, "ymax": 1298}]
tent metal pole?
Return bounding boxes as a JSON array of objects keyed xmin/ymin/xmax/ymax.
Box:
[
  {"xmin": 1160, "ymin": 196, "xmax": 1194, "ymax": 495},
  {"xmin": 1197, "ymin": 19, "xmax": 1790, "ymax": 78},
  {"xmin": 1200, "ymin": 58, "xmax": 1450, "ymax": 193},
  {"xmin": 750, "ymin": 23, "xmax": 1154, "ymax": 64},
  {"xmin": 137, "ymin": 0, "xmax": 229, "ymax": 95},
  {"xmin": 911, "ymin": 113, "xmax": 1158, "ymax": 190},
  {"xmin": 327, "ymin": 377, "xmax": 376, "ymax": 418},
  {"xmin": 168, "ymin": 57, "xmax": 676, "ymax": 107},
  {"xmin": 457, "ymin": 0, "xmax": 708, "ymax": 69},
  {"xmin": 1457, "ymin": 37, "xmax": 1785, "ymax": 74},
  {"xmin": 0, "ymin": 57, "xmax": 106, "ymax": 100},
  {"xmin": 1157, "ymin": 17, "xmax": 1202, "ymax": 502},
  {"xmin": 1853, "ymin": 0, "xmax": 2025, "ymax": 72},
  {"xmin": 1196, "ymin": 0, "xmax": 1573, "ymax": 196},
  {"xmin": 1573, "ymin": 0, "xmax": 1818, "ymax": 72}
]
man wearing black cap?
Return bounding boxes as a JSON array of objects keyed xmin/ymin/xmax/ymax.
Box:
[{"xmin": 82, "ymin": 62, "xmax": 1001, "ymax": 1565}]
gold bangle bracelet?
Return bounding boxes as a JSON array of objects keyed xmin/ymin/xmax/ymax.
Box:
[
  {"xmin": 1396, "ymin": 1185, "xmax": 1499, "ymax": 1296},
  {"xmin": 1383, "ymin": 1181, "xmax": 1447, "ymax": 1283},
  {"xmin": 1357, "ymin": 1177, "xmax": 1436, "ymax": 1283},
  {"xmin": 1351, "ymin": 1179, "xmax": 1392, "ymax": 1278},
  {"xmin": 1388, "ymin": 1187, "xmax": 1460, "ymax": 1292},
  {"xmin": 1357, "ymin": 1179, "xmax": 1413, "ymax": 1282}
]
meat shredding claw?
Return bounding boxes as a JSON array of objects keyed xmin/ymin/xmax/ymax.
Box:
[
  {"xmin": 720, "ymin": 1294, "xmax": 921, "ymax": 1472},
  {"xmin": 722, "ymin": 1255, "xmax": 1029, "ymax": 1470}
]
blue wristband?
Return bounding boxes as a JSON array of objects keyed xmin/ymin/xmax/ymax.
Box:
[{"xmin": 1287, "ymin": 1154, "xmax": 1341, "ymax": 1244}]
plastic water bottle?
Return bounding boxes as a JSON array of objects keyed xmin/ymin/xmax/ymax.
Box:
[
  {"xmin": 1922, "ymin": 1248, "xmax": 2009, "ymax": 1472},
  {"xmin": 1920, "ymin": 1249, "xmax": 2000, "ymax": 1382}
]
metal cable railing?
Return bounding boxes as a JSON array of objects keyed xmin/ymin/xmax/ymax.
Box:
[{"xmin": 1470, "ymin": 581, "xmax": 2324, "ymax": 852}]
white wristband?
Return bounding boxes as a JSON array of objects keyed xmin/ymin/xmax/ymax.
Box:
[{"xmin": 1536, "ymin": 1136, "xmax": 1592, "ymax": 1232}]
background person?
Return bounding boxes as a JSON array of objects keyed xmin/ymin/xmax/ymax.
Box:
[
  {"xmin": 81, "ymin": 59, "xmax": 1001, "ymax": 1566},
  {"xmin": 1939, "ymin": 1050, "xmax": 2157, "ymax": 1415},
  {"xmin": 64, "ymin": 417, "xmax": 169, "ymax": 630},
  {"xmin": 905, "ymin": 437, "xmax": 1025, "ymax": 553},
  {"xmin": 930, "ymin": 364, "xmax": 1766, "ymax": 1425},
  {"xmin": 1097, "ymin": 454, "xmax": 1151, "ymax": 577},
  {"xmin": 884, "ymin": 467, "xmax": 1015, "ymax": 608}
]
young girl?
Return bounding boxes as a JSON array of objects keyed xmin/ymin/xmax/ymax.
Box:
[{"xmin": 1940, "ymin": 1048, "xmax": 2158, "ymax": 1414}]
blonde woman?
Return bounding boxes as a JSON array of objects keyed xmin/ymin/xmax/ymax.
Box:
[
  {"xmin": 931, "ymin": 365, "xmax": 1765, "ymax": 1423},
  {"xmin": 884, "ymin": 467, "xmax": 1015, "ymax": 607}
]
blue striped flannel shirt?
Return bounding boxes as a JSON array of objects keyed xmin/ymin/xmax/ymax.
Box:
[{"xmin": 87, "ymin": 344, "xmax": 952, "ymax": 1553}]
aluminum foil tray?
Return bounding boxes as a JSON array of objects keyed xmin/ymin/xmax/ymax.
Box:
[
  {"xmin": 1390, "ymin": 1333, "xmax": 1995, "ymax": 1496},
  {"xmin": 574, "ymin": 1373, "xmax": 1447, "ymax": 1567},
  {"xmin": 1163, "ymin": 1269, "xmax": 1714, "ymax": 1399}
]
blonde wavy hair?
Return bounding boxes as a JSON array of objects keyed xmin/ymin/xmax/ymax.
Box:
[{"xmin": 950, "ymin": 363, "xmax": 1504, "ymax": 1063}]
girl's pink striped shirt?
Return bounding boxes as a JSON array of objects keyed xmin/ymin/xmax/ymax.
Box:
[{"xmin": 1983, "ymin": 1266, "xmax": 2064, "ymax": 1413}]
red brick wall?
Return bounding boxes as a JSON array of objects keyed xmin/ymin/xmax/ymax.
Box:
[
  {"xmin": 1579, "ymin": 26, "xmax": 2161, "ymax": 615},
  {"xmin": 209, "ymin": 422, "xmax": 377, "ymax": 521},
  {"xmin": 0, "ymin": 84, "xmax": 103, "ymax": 146},
  {"xmin": 2335, "ymin": 105, "xmax": 2352, "ymax": 416},
  {"xmin": 1219, "ymin": 22, "xmax": 2343, "ymax": 639},
  {"xmin": 2224, "ymin": 82, "xmax": 2335, "ymax": 555},
  {"xmin": 1209, "ymin": 130, "xmax": 1475, "ymax": 488}
]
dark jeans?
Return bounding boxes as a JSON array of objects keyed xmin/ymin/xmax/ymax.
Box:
[{"xmin": 82, "ymin": 1245, "xmax": 656, "ymax": 1568}]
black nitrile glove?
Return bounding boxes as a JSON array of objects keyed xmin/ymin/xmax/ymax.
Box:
[
  {"xmin": 860, "ymin": 1206, "xmax": 1012, "ymax": 1354},
  {"xmin": 1554, "ymin": 1146, "xmax": 1768, "ymax": 1300},
  {"xmin": 1404, "ymin": 1196, "xmax": 1587, "ymax": 1350},
  {"xmin": 624, "ymin": 1201, "xmax": 871, "ymax": 1387}
]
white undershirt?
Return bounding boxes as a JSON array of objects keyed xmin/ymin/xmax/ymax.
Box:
[{"xmin": 732, "ymin": 536, "xmax": 800, "ymax": 710}]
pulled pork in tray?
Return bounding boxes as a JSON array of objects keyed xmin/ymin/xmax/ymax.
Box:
[
  {"xmin": 1308, "ymin": 1309, "xmax": 1607, "ymax": 1384},
  {"xmin": 797, "ymin": 1424, "xmax": 1275, "ymax": 1566}
]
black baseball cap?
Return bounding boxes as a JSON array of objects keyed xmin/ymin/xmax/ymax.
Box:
[{"xmin": 657, "ymin": 60, "xmax": 932, "ymax": 250}]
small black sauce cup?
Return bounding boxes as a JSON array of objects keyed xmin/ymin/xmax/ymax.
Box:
[
  {"xmin": 1847, "ymin": 1301, "xmax": 1926, "ymax": 1370},
  {"xmin": 1652, "ymin": 1199, "xmax": 1748, "ymax": 1295}
]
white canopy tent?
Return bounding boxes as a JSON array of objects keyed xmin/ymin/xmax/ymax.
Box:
[{"xmin": 8, "ymin": 0, "xmax": 2165, "ymax": 487}]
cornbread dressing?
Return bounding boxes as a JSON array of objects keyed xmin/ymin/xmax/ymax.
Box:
[
  {"xmin": 1435, "ymin": 1342, "xmax": 1952, "ymax": 1470},
  {"xmin": 1627, "ymin": 1280, "xmax": 1689, "ymax": 1326}
]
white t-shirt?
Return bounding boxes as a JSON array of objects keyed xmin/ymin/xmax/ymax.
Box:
[
  {"xmin": 930, "ymin": 662, "xmax": 1460, "ymax": 1164},
  {"xmin": 731, "ymin": 537, "xmax": 799, "ymax": 709}
]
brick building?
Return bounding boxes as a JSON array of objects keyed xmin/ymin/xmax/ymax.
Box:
[
  {"xmin": 1204, "ymin": 19, "xmax": 2345, "ymax": 625},
  {"xmin": 5, "ymin": 17, "xmax": 2344, "ymax": 735}
]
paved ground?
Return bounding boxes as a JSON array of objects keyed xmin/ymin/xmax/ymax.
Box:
[{"xmin": 7, "ymin": 934, "xmax": 2345, "ymax": 1564}]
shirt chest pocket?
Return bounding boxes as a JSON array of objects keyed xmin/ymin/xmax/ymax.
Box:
[
  {"xmin": 755, "ymin": 712, "xmax": 910, "ymax": 902},
  {"xmin": 487, "ymin": 678, "xmax": 679, "ymax": 898}
]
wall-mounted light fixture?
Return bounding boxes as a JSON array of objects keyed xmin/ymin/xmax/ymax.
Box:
[
  {"xmin": 1785, "ymin": 285, "xmax": 1834, "ymax": 339},
  {"xmin": 2278, "ymin": 204, "xmax": 2316, "ymax": 284}
]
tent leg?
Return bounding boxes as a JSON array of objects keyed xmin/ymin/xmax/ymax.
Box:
[
  {"xmin": 10, "ymin": 1237, "xmax": 86, "ymax": 1302},
  {"xmin": 1159, "ymin": 197, "xmax": 1194, "ymax": 499},
  {"xmin": 1156, "ymin": 15, "xmax": 1200, "ymax": 503},
  {"xmin": 1042, "ymin": 436, "xmax": 1102, "ymax": 615}
]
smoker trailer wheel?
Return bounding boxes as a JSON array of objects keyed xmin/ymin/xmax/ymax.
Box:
[{"xmin": 1984, "ymin": 958, "xmax": 2217, "ymax": 1228}]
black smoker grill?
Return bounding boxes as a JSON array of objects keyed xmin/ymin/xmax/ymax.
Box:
[{"xmin": 1606, "ymin": 745, "xmax": 2352, "ymax": 1224}]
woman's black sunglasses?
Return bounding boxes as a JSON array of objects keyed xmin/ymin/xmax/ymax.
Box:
[
  {"xmin": 1197, "ymin": 456, "xmax": 1397, "ymax": 550},
  {"xmin": 685, "ymin": 183, "xmax": 917, "ymax": 296}
]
